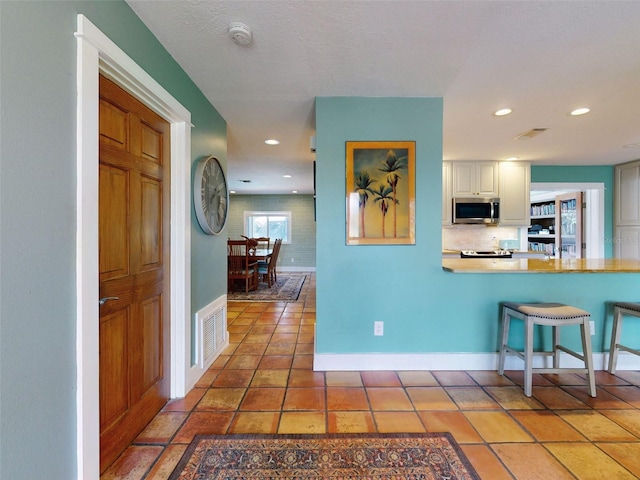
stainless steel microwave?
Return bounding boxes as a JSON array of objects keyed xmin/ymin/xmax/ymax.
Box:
[{"xmin": 452, "ymin": 197, "xmax": 500, "ymax": 225}]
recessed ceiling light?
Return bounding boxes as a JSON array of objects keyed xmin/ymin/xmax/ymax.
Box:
[
  {"xmin": 570, "ymin": 107, "xmax": 590, "ymax": 116},
  {"xmin": 229, "ymin": 190, "xmax": 236, "ymax": 194},
  {"xmin": 494, "ymin": 108, "xmax": 512, "ymax": 116},
  {"xmin": 505, "ymin": 157, "xmax": 519, "ymax": 161},
  {"xmin": 265, "ymin": 139, "xmax": 280, "ymax": 145},
  {"xmin": 292, "ymin": 190, "xmax": 298, "ymax": 194},
  {"xmin": 283, "ymin": 174, "xmax": 292, "ymax": 178}
]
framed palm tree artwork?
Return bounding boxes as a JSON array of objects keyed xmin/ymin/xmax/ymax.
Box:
[{"xmin": 346, "ymin": 141, "xmax": 416, "ymax": 245}]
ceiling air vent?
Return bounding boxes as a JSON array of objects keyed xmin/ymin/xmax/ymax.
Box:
[{"xmin": 513, "ymin": 128, "xmax": 549, "ymax": 140}]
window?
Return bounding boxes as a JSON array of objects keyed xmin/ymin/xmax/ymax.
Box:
[{"xmin": 244, "ymin": 211, "xmax": 292, "ymax": 244}]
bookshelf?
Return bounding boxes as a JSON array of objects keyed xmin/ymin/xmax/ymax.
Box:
[{"xmin": 529, "ymin": 200, "xmax": 556, "ymax": 256}]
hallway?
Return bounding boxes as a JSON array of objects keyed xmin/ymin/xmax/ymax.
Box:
[{"xmin": 103, "ymin": 273, "xmax": 640, "ymax": 479}]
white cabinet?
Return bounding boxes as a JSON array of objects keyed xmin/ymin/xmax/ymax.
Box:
[
  {"xmin": 452, "ymin": 161, "xmax": 499, "ymax": 197},
  {"xmin": 614, "ymin": 160, "xmax": 640, "ymax": 258},
  {"xmin": 499, "ymin": 162, "xmax": 530, "ymax": 226},
  {"xmin": 615, "ymin": 226, "xmax": 640, "ymax": 258},
  {"xmin": 615, "ymin": 160, "xmax": 640, "ymax": 226},
  {"xmin": 442, "ymin": 162, "xmax": 452, "ymax": 225},
  {"xmin": 444, "ymin": 161, "xmax": 529, "ymax": 226}
]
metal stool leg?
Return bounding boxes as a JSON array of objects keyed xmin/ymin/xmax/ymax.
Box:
[
  {"xmin": 498, "ymin": 307, "xmax": 511, "ymax": 375},
  {"xmin": 553, "ymin": 325, "xmax": 561, "ymax": 369},
  {"xmin": 524, "ymin": 316, "xmax": 534, "ymax": 397},
  {"xmin": 608, "ymin": 306, "xmax": 623, "ymax": 374},
  {"xmin": 580, "ymin": 317, "xmax": 596, "ymax": 397}
]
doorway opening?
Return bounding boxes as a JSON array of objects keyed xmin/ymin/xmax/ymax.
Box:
[
  {"xmin": 530, "ymin": 182, "xmax": 605, "ymax": 258},
  {"xmin": 76, "ymin": 14, "xmax": 191, "ymax": 480}
]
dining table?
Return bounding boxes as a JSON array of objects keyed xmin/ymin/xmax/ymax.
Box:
[{"xmin": 249, "ymin": 248, "xmax": 272, "ymax": 263}]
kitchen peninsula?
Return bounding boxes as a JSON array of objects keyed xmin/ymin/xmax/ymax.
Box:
[
  {"xmin": 443, "ymin": 258, "xmax": 640, "ymax": 273},
  {"xmin": 437, "ymin": 255, "xmax": 640, "ymax": 372}
]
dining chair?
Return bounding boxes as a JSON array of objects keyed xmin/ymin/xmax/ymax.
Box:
[
  {"xmin": 227, "ymin": 239, "xmax": 258, "ymax": 293},
  {"xmin": 270, "ymin": 238, "xmax": 282, "ymax": 283},
  {"xmin": 254, "ymin": 237, "xmax": 270, "ymax": 251},
  {"xmin": 240, "ymin": 235, "xmax": 259, "ymax": 254},
  {"xmin": 228, "ymin": 239, "xmax": 247, "ymax": 255},
  {"xmin": 258, "ymin": 238, "xmax": 281, "ymax": 287}
]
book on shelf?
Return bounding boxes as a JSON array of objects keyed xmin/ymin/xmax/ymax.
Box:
[
  {"xmin": 560, "ymin": 198, "xmax": 577, "ymax": 212},
  {"xmin": 528, "ymin": 242, "xmax": 555, "ymax": 255},
  {"xmin": 531, "ymin": 203, "xmax": 556, "ymax": 216}
]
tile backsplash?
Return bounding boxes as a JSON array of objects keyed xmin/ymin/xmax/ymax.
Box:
[{"xmin": 443, "ymin": 225, "xmax": 522, "ymax": 251}]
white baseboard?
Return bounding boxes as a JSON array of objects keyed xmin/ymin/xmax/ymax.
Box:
[
  {"xmin": 313, "ymin": 353, "xmax": 497, "ymax": 371},
  {"xmin": 313, "ymin": 351, "xmax": 638, "ymax": 371},
  {"xmin": 277, "ymin": 266, "xmax": 316, "ymax": 273}
]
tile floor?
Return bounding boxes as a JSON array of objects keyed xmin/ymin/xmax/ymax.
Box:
[{"xmin": 102, "ymin": 273, "xmax": 640, "ymax": 479}]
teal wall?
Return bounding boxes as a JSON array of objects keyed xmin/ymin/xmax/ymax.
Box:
[
  {"xmin": 532, "ymin": 165, "xmax": 614, "ymax": 257},
  {"xmin": 315, "ymin": 97, "xmax": 640, "ymax": 357},
  {"xmin": 0, "ymin": 2, "xmax": 634, "ymax": 477},
  {"xmin": 0, "ymin": 1, "xmax": 227, "ymax": 478},
  {"xmin": 315, "ymin": 97, "xmax": 445, "ymax": 353},
  {"xmin": 227, "ymin": 195, "xmax": 317, "ymax": 269}
]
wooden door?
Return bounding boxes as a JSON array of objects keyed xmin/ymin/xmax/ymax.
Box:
[
  {"xmin": 556, "ymin": 191, "xmax": 583, "ymax": 258},
  {"xmin": 98, "ymin": 75, "xmax": 171, "ymax": 472}
]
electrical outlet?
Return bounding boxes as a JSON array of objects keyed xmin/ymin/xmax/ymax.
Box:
[
  {"xmin": 589, "ymin": 321, "xmax": 595, "ymax": 336},
  {"xmin": 291, "ymin": 257, "xmax": 294, "ymax": 262},
  {"xmin": 374, "ymin": 321, "xmax": 384, "ymax": 336}
]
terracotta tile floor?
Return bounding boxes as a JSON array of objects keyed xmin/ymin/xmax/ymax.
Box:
[{"xmin": 102, "ymin": 273, "xmax": 640, "ymax": 479}]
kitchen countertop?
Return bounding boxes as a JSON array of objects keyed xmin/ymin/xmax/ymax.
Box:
[
  {"xmin": 442, "ymin": 257, "xmax": 640, "ymax": 273},
  {"xmin": 442, "ymin": 250, "xmax": 547, "ymax": 258}
]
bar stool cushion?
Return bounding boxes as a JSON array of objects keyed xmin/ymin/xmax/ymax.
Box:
[
  {"xmin": 503, "ymin": 302, "xmax": 590, "ymax": 319},
  {"xmin": 612, "ymin": 301, "xmax": 640, "ymax": 312}
]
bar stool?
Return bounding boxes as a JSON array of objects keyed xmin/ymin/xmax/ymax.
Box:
[
  {"xmin": 608, "ymin": 302, "xmax": 640, "ymax": 374},
  {"xmin": 498, "ymin": 302, "xmax": 596, "ymax": 397}
]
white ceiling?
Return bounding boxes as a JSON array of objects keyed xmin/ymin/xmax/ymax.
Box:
[{"xmin": 127, "ymin": 0, "xmax": 640, "ymax": 194}]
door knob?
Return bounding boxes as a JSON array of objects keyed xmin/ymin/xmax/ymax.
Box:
[{"xmin": 99, "ymin": 296, "xmax": 119, "ymax": 305}]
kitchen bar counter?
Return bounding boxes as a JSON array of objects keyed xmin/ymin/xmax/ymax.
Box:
[
  {"xmin": 442, "ymin": 257, "xmax": 640, "ymax": 273},
  {"xmin": 443, "ymin": 250, "xmax": 546, "ymax": 258}
]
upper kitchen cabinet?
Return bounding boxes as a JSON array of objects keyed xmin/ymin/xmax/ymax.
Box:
[
  {"xmin": 498, "ymin": 162, "xmax": 530, "ymax": 226},
  {"xmin": 443, "ymin": 162, "xmax": 452, "ymax": 225},
  {"xmin": 452, "ymin": 161, "xmax": 499, "ymax": 197},
  {"xmin": 444, "ymin": 161, "xmax": 530, "ymax": 226},
  {"xmin": 614, "ymin": 160, "xmax": 640, "ymax": 258},
  {"xmin": 615, "ymin": 160, "xmax": 640, "ymax": 226}
]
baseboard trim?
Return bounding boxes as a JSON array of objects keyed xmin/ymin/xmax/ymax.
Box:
[
  {"xmin": 313, "ymin": 352, "xmax": 636, "ymax": 371},
  {"xmin": 277, "ymin": 266, "xmax": 316, "ymax": 273}
]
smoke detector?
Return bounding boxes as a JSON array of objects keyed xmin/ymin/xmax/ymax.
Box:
[{"xmin": 229, "ymin": 22, "xmax": 252, "ymax": 46}]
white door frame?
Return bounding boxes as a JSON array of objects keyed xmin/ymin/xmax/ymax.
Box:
[
  {"xmin": 75, "ymin": 15, "xmax": 191, "ymax": 479},
  {"xmin": 531, "ymin": 182, "xmax": 605, "ymax": 258}
]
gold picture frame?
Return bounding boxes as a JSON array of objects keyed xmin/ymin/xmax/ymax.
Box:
[{"xmin": 346, "ymin": 141, "xmax": 415, "ymax": 245}]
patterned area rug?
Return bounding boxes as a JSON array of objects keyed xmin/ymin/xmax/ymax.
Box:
[
  {"xmin": 168, "ymin": 433, "xmax": 480, "ymax": 480},
  {"xmin": 228, "ymin": 274, "xmax": 306, "ymax": 302}
]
